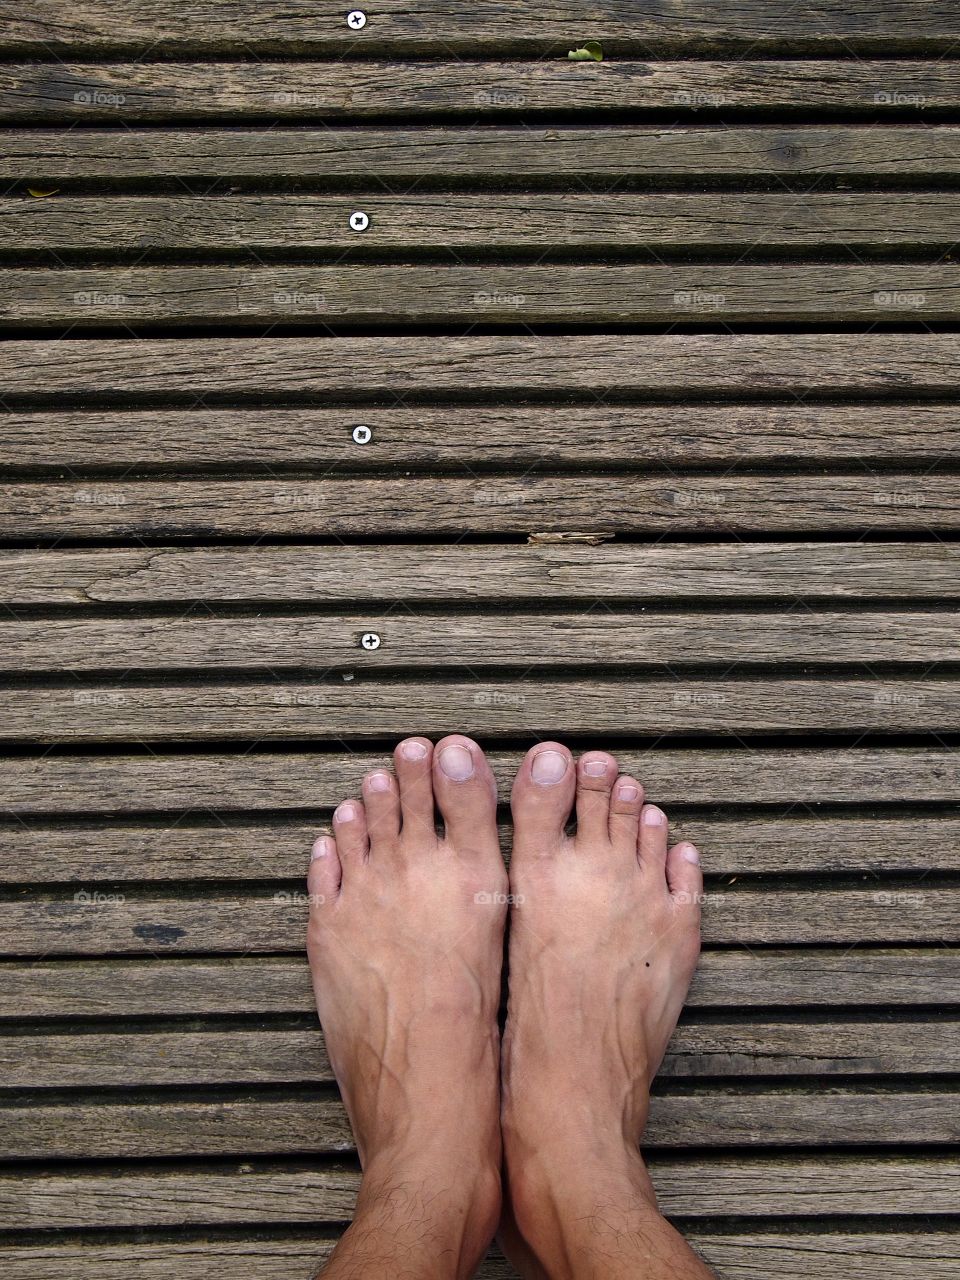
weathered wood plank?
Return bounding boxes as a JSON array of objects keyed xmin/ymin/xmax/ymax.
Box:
[
  {"xmin": 7, "ymin": 405, "xmax": 960, "ymax": 466},
  {"xmin": 7, "ymin": 1155, "xmax": 958, "ymax": 1227},
  {"xmin": 2, "ymin": 1234, "xmax": 959, "ymax": 1280},
  {"xmin": 3, "ymin": 748, "xmax": 956, "ymax": 812},
  {"xmin": 6, "ymin": 127, "xmax": 960, "ymax": 182},
  {"xmin": 4, "ymin": 335, "xmax": 959, "ymax": 398},
  {"xmin": 5, "ymin": 62, "xmax": 960, "ymax": 122},
  {"xmin": 3, "ymin": 544, "xmax": 958, "ymax": 607},
  {"xmin": 3, "ymin": 2, "xmax": 958, "ymax": 56},
  {"xmin": 693, "ymin": 1233, "xmax": 960, "ymax": 1279},
  {"xmin": 9, "ymin": 194, "xmax": 960, "ymax": 251},
  {"xmin": 3, "ymin": 264, "xmax": 959, "ymax": 327},
  {"xmin": 0, "ymin": 1092, "xmax": 955, "ymax": 1158},
  {"xmin": 3, "ymin": 1234, "xmax": 958, "ymax": 1280},
  {"xmin": 0, "ymin": 1240, "xmax": 507, "ymax": 1280},
  {"xmin": 3, "ymin": 950, "xmax": 956, "ymax": 1016},
  {"xmin": 2, "ymin": 817, "xmax": 955, "ymax": 882},
  {"xmin": 4, "ymin": 678, "xmax": 960, "ymax": 743},
  {"xmin": 1, "ymin": 475, "xmax": 956, "ymax": 536},
  {"xmin": 3, "ymin": 1020, "xmax": 955, "ymax": 1087},
  {"xmin": 1, "ymin": 888, "xmax": 955, "ymax": 954},
  {"xmin": 5, "ymin": 611, "xmax": 960, "ymax": 673}
]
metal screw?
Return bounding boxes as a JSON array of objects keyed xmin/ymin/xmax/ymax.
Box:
[
  {"xmin": 347, "ymin": 10, "xmax": 367, "ymax": 29},
  {"xmin": 352, "ymin": 424, "xmax": 372, "ymax": 445},
  {"xmin": 361, "ymin": 632, "xmax": 381, "ymax": 650},
  {"xmin": 349, "ymin": 210, "xmax": 370, "ymax": 232}
]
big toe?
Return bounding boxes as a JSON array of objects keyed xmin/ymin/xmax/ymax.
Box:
[
  {"xmin": 433, "ymin": 735, "xmax": 500, "ymax": 859},
  {"xmin": 510, "ymin": 741, "xmax": 575, "ymax": 856}
]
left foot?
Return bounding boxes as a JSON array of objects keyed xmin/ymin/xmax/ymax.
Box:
[
  {"xmin": 499, "ymin": 744, "xmax": 709, "ymax": 1278},
  {"xmin": 307, "ymin": 735, "xmax": 507, "ymax": 1278}
]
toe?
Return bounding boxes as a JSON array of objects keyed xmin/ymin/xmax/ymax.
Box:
[
  {"xmin": 433, "ymin": 735, "xmax": 499, "ymax": 856},
  {"xmin": 393, "ymin": 737, "xmax": 436, "ymax": 843},
  {"xmin": 361, "ymin": 769, "xmax": 401, "ymax": 854},
  {"xmin": 307, "ymin": 833, "xmax": 341, "ymax": 906},
  {"xmin": 638, "ymin": 803, "xmax": 668, "ymax": 876},
  {"xmin": 608, "ymin": 773, "xmax": 644, "ymax": 851},
  {"xmin": 333, "ymin": 799, "xmax": 369, "ymax": 865},
  {"xmin": 574, "ymin": 751, "xmax": 619, "ymax": 844},
  {"xmin": 667, "ymin": 840, "xmax": 703, "ymax": 909},
  {"xmin": 510, "ymin": 741, "xmax": 575, "ymax": 854}
]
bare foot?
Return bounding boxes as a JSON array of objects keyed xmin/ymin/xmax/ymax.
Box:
[
  {"xmin": 307, "ymin": 735, "xmax": 507, "ymax": 1279},
  {"xmin": 500, "ymin": 744, "xmax": 714, "ymax": 1280}
]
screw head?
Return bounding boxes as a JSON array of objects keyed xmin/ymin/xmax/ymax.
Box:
[
  {"xmin": 347, "ymin": 10, "xmax": 367, "ymax": 29},
  {"xmin": 352, "ymin": 424, "xmax": 372, "ymax": 445},
  {"xmin": 349, "ymin": 210, "xmax": 370, "ymax": 232},
  {"xmin": 361, "ymin": 632, "xmax": 381, "ymax": 650}
]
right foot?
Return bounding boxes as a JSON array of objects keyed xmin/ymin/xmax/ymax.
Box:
[
  {"xmin": 500, "ymin": 743, "xmax": 711, "ymax": 1279},
  {"xmin": 307, "ymin": 735, "xmax": 507, "ymax": 1278}
]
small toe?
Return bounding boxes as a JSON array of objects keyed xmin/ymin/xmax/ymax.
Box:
[
  {"xmin": 361, "ymin": 769, "xmax": 401, "ymax": 854},
  {"xmin": 638, "ymin": 803, "xmax": 668, "ymax": 876},
  {"xmin": 308, "ymin": 833, "xmax": 341, "ymax": 905},
  {"xmin": 667, "ymin": 840, "xmax": 703, "ymax": 909},
  {"xmin": 433, "ymin": 734, "xmax": 499, "ymax": 856},
  {"xmin": 608, "ymin": 774, "xmax": 644, "ymax": 851},
  {"xmin": 510, "ymin": 741, "xmax": 575, "ymax": 855},
  {"xmin": 333, "ymin": 799, "xmax": 369, "ymax": 865},
  {"xmin": 393, "ymin": 737, "xmax": 436, "ymax": 842},
  {"xmin": 574, "ymin": 751, "xmax": 619, "ymax": 844}
]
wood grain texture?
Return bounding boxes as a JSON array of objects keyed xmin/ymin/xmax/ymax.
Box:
[
  {"xmin": 6, "ymin": 127, "xmax": 960, "ymax": 181},
  {"xmin": 8, "ymin": 193, "xmax": 960, "ymax": 250},
  {"xmin": 1, "ymin": 817, "xmax": 954, "ymax": 881},
  {"xmin": 3, "ymin": 950, "xmax": 955, "ymax": 1016},
  {"xmin": 5, "ymin": 62, "xmax": 960, "ymax": 122},
  {"xmin": 4, "ymin": 1020, "xmax": 956, "ymax": 1087},
  {"xmin": 3, "ymin": 1234, "xmax": 959, "ymax": 1280},
  {"xmin": 1, "ymin": 1235, "xmax": 959, "ymax": 1280},
  {"xmin": 7, "ymin": 405, "xmax": 960, "ymax": 466},
  {"xmin": 4, "ymin": 678, "xmax": 958, "ymax": 743},
  {"xmin": 1, "ymin": 475, "xmax": 956, "ymax": 537},
  {"xmin": 6, "ymin": 1155, "xmax": 958, "ymax": 1227},
  {"xmin": 3, "ymin": 544, "xmax": 958, "ymax": 606},
  {"xmin": 5, "ymin": 335, "xmax": 960, "ymax": 398},
  {"xmin": 2, "ymin": 887, "xmax": 956, "ymax": 953},
  {"xmin": 4, "ymin": 264, "xmax": 959, "ymax": 327},
  {"xmin": 0, "ymin": 1240, "xmax": 509, "ymax": 1280},
  {"xmin": 4, "ymin": 610, "xmax": 959, "ymax": 673},
  {"xmin": 1, "ymin": 1092, "xmax": 955, "ymax": 1158},
  {"xmin": 3, "ymin": 1, "xmax": 958, "ymax": 56},
  {"xmin": 3, "ymin": 747, "xmax": 956, "ymax": 812}
]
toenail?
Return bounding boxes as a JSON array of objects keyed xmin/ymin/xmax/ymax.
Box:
[
  {"xmin": 582, "ymin": 759, "xmax": 607, "ymax": 777},
  {"xmin": 681, "ymin": 843, "xmax": 700, "ymax": 864},
  {"xmin": 438, "ymin": 743, "xmax": 474, "ymax": 781},
  {"xmin": 643, "ymin": 806, "xmax": 665, "ymax": 826},
  {"xmin": 334, "ymin": 802, "xmax": 357, "ymax": 823},
  {"xmin": 531, "ymin": 749, "xmax": 568, "ymax": 785},
  {"xmin": 311, "ymin": 835, "xmax": 333, "ymax": 860},
  {"xmin": 617, "ymin": 782, "xmax": 639, "ymax": 801},
  {"xmin": 365, "ymin": 772, "xmax": 392, "ymax": 793},
  {"xmin": 401, "ymin": 740, "xmax": 428, "ymax": 761}
]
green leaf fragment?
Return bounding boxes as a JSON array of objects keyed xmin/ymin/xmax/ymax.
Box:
[{"xmin": 568, "ymin": 41, "xmax": 603, "ymax": 61}]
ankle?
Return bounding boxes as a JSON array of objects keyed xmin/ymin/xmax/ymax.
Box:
[
  {"xmin": 506, "ymin": 1140, "xmax": 662, "ymax": 1278},
  {"xmin": 353, "ymin": 1149, "xmax": 502, "ymax": 1277}
]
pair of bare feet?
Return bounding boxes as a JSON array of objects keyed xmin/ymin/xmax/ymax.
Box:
[{"xmin": 307, "ymin": 736, "xmax": 716, "ymax": 1279}]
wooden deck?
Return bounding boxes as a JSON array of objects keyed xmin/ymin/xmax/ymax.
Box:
[{"xmin": 2, "ymin": 2, "xmax": 959, "ymax": 1276}]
